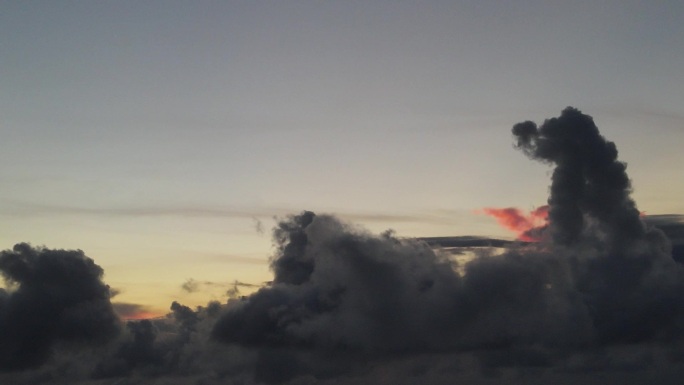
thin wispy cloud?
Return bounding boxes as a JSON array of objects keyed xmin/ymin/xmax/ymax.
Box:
[{"xmin": 1, "ymin": 201, "xmax": 471, "ymax": 227}]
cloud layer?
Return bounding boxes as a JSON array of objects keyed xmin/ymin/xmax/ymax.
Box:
[{"xmin": 2, "ymin": 107, "xmax": 684, "ymax": 384}]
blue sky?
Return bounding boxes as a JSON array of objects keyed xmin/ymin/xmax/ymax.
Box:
[{"xmin": 1, "ymin": 0, "xmax": 683, "ymax": 311}]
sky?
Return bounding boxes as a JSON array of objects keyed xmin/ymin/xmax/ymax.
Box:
[
  {"xmin": 0, "ymin": 0, "xmax": 684, "ymax": 384},
  {"xmin": 1, "ymin": 3, "xmax": 684, "ymax": 381}
]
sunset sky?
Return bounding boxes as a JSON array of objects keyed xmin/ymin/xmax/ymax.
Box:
[{"xmin": 2, "ymin": 0, "xmax": 683, "ymax": 317}]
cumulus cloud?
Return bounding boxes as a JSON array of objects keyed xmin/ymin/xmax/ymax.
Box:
[
  {"xmin": 210, "ymin": 108, "xmax": 684, "ymax": 382},
  {"xmin": 512, "ymin": 107, "xmax": 646, "ymax": 248},
  {"xmin": 2, "ymin": 108, "xmax": 684, "ymax": 384},
  {"xmin": 0, "ymin": 243, "xmax": 120, "ymax": 371}
]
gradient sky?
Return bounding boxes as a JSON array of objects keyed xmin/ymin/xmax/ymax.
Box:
[{"xmin": 2, "ymin": 0, "xmax": 683, "ymax": 314}]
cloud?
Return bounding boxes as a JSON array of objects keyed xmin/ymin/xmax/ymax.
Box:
[
  {"xmin": 643, "ymin": 214, "xmax": 684, "ymax": 263},
  {"xmin": 643, "ymin": 214, "xmax": 684, "ymax": 239},
  {"xmin": 418, "ymin": 235, "xmax": 518, "ymax": 248},
  {"xmin": 0, "ymin": 243, "xmax": 120, "ymax": 371},
  {"xmin": 90, "ymin": 302, "xmax": 230, "ymax": 381},
  {"xmin": 2, "ymin": 108, "xmax": 684, "ymax": 384},
  {"xmin": 181, "ymin": 278, "xmax": 263, "ymax": 299},
  {"xmin": 512, "ymin": 107, "xmax": 645, "ymax": 248},
  {"xmin": 209, "ymin": 108, "xmax": 684, "ymax": 382},
  {"xmin": 212, "ymin": 213, "xmax": 588, "ymax": 375}
]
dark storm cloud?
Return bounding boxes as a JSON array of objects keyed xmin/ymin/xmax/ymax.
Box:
[
  {"xmin": 91, "ymin": 301, "xmax": 235, "ymax": 382},
  {"xmin": 512, "ymin": 107, "xmax": 645, "ymax": 249},
  {"xmin": 419, "ymin": 235, "xmax": 519, "ymax": 248},
  {"xmin": 212, "ymin": 213, "xmax": 587, "ymax": 354},
  {"xmin": 3, "ymin": 108, "xmax": 684, "ymax": 385},
  {"xmin": 0, "ymin": 243, "xmax": 120, "ymax": 371},
  {"xmin": 92, "ymin": 319, "xmax": 162, "ymax": 378},
  {"xmin": 513, "ymin": 108, "xmax": 684, "ymax": 342},
  {"xmin": 210, "ymin": 108, "xmax": 684, "ymax": 383},
  {"xmin": 643, "ymin": 214, "xmax": 684, "ymax": 241},
  {"xmin": 108, "ymin": 287, "xmax": 122, "ymax": 298},
  {"xmin": 643, "ymin": 214, "xmax": 684, "ymax": 263}
]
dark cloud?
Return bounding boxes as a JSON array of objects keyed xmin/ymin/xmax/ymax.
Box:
[
  {"xmin": 92, "ymin": 319, "xmax": 162, "ymax": 378},
  {"xmin": 213, "ymin": 212, "xmax": 464, "ymax": 353},
  {"xmin": 210, "ymin": 108, "xmax": 684, "ymax": 382},
  {"xmin": 513, "ymin": 108, "xmax": 684, "ymax": 342},
  {"xmin": 419, "ymin": 236, "xmax": 520, "ymax": 248},
  {"xmin": 3, "ymin": 108, "xmax": 684, "ymax": 384},
  {"xmin": 512, "ymin": 107, "xmax": 645, "ymax": 248},
  {"xmin": 644, "ymin": 215, "xmax": 684, "ymax": 242},
  {"xmin": 643, "ymin": 214, "xmax": 684, "ymax": 263},
  {"xmin": 0, "ymin": 243, "xmax": 120, "ymax": 371},
  {"xmin": 213, "ymin": 213, "xmax": 588, "ymax": 361},
  {"xmin": 108, "ymin": 287, "xmax": 122, "ymax": 298},
  {"xmin": 90, "ymin": 301, "xmax": 237, "ymax": 382}
]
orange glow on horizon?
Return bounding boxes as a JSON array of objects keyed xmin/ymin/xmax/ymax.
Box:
[{"xmin": 120, "ymin": 311, "xmax": 166, "ymax": 320}]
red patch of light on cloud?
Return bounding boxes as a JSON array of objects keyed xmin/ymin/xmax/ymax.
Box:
[{"xmin": 478, "ymin": 205, "xmax": 548, "ymax": 241}]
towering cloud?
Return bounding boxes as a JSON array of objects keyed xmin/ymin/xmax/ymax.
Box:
[
  {"xmin": 512, "ymin": 107, "xmax": 645, "ymax": 248},
  {"xmin": 512, "ymin": 108, "xmax": 684, "ymax": 343},
  {"xmin": 0, "ymin": 243, "xmax": 120, "ymax": 371}
]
